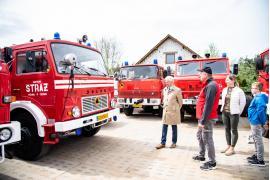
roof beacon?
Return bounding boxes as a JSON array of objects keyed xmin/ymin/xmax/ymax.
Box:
[
  {"xmin": 124, "ymin": 61, "xmax": 129, "ymax": 66},
  {"xmin": 222, "ymin": 53, "xmax": 227, "ymax": 58},
  {"xmin": 54, "ymin": 32, "xmax": 61, "ymax": 40},
  {"xmin": 153, "ymin": 59, "xmax": 158, "ymax": 64},
  {"xmin": 178, "ymin": 56, "xmax": 182, "ymax": 61},
  {"xmin": 205, "ymin": 53, "xmax": 210, "ymax": 58}
]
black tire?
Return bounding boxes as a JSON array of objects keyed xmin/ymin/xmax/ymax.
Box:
[
  {"xmin": 181, "ymin": 109, "xmax": 185, "ymax": 122},
  {"xmin": 158, "ymin": 107, "xmax": 163, "ymax": 117},
  {"xmin": 123, "ymin": 107, "xmax": 134, "ymax": 116},
  {"xmin": 12, "ymin": 112, "xmax": 47, "ymax": 161},
  {"xmin": 82, "ymin": 126, "xmax": 101, "ymax": 137}
]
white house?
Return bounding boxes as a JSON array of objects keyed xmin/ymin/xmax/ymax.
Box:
[{"xmin": 135, "ymin": 34, "xmax": 201, "ymax": 73}]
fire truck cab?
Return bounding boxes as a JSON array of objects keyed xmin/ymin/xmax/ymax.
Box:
[
  {"xmin": 3, "ymin": 37, "xmax": 119, "ymax": 160},
  {"xmin": 117, "ymin": 62, "xmax": 165, "ymax": 116},
  {"xmin": 0, "ymin": 59, "xmax": 20, "ymax": 163},
  {"xmin": 174, "ymin": 54, "xmax": 231, "ymax": 119}
]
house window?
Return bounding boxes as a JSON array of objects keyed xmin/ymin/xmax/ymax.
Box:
[{"xmin": 166, "ymin": 53, "xmax": 175, "ymax": 64}]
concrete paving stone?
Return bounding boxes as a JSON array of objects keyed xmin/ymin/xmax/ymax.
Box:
[{"xmin": 0, "ymin": 111, "xmax": 268, "ymax": 179}]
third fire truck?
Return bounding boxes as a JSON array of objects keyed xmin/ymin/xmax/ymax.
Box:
[
  {"xmin": 3, "ymin": 35, "xmax": 119, "ymax": 160},
  {"xmin": 174, "ymin": 54, "xmax": 235, "ymax": 120}
]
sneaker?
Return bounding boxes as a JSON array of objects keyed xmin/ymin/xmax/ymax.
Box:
[
  {"xmin": 192, "ymin": 155, "xmax": 205, "ymax": 161},
  {"xmin": 248, "ymin": 158, "xmax": 266, "ymax": 167},
  {"xmin": 155, "ymin": 144, "xmax": 165, "ymax": 149},
  {"xmin": 247, "ymin": 154, "xmax": 257, "ymax": 161},
  {"xmin": 169, "ymin": 144, "xmax": 176, "ymax": 148},
  {"xmin": 200, "ymin": 161, "xmax": 217, "ymax": 171}
]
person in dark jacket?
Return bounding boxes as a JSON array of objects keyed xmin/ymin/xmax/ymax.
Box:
[
  {"xmin": 192, "ymin": 67, "xmax": 220, "ymax": 171},
  {"xmin": 247, "ymin": 82, "xmax": 268, "ymax": 167}
]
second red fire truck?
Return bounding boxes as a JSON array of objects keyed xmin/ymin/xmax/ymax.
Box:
[
  {"xmin": 117, "ymin": 61, "xmax": 165, "ymax": 116},
  {"xmin": 2, "ymin": 34, "xmax": 119, "ymax": 160}
]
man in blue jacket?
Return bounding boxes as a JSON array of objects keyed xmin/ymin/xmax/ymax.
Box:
[{"xmin": 247, "ymin": 82, "xmax": 268, "ymax": 167}]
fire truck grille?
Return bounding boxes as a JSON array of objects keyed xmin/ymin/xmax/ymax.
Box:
[{"xmin": 82, "ymin": 95, "xmax": 108, "ymax": 114}]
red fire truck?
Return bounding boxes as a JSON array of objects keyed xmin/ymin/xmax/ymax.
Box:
[
  {"xmin": 0, "ymin": 60, "xmax": 20, "ymax": 163},
  {"xmin": 174, "ymin": 54, "xmax": 234, "ymax": 120},
  {"xmin": 256, "ymin": 49, "xmax": 269, "ymax": 94},
  {"xmin": 117, "ymin": 62, "xmax": 165, "ymax": 116},
  {"xmin": 2, "ymin": 35, "xmax": 119, "ymax": 160}
]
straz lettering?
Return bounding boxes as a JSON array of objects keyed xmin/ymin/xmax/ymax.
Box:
[{"xmin": 26, "ymin": 83, "xmax": 48, "ymax": 96}]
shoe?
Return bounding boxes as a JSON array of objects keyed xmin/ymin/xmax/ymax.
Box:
[
  {"xmin": 247, "ymin": 154, "xmax": 257, "ymax": 161},
  {"xmin": 221, "ymin": 146, "xmax": 230, "ymax": 153},
  {"xmin": 200, "ymin": 161, "xmax": 217, "ymax": 171},
  {"xmin": 155, "ymin": 144, "xmax": 165, "ymax": 149},
  {"xmin": 169, "ymin": 144, "xmax": 176, "ymax": 148},
  {"xmin": 192, "ymin": 155, "xmax": 205, "ymax": 161},
  {"xmin": 248, "ymin": 159, "xmax": 266, "ymax": 167},
  {"xmin": 225, "ymin": 148, "xmax": 235, "ymax": 156}
]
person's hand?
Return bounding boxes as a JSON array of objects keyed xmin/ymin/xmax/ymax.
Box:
[{"xmin": 198, "ymin": 123, "xmax": 204, "ymax": 128}]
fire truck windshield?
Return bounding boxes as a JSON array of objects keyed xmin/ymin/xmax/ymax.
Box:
[
  {"xmin": 51, "ymin": 43, "xmax": 108, "ymax": 76},
  {"xmin": 177, "ymin": 62, "xmax": 199, "ymax": 76},
  {"xmin": 202, "ymin": 61, "xmax": 227, "ymax": 74},
  {"xmin": 120, "ymin": 65, "xmax": 158, "ymax": 79}
]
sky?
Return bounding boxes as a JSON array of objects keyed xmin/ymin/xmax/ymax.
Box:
[{"xmin": 0, "ymin": 0, "xmax": 268, "ymax": 64}]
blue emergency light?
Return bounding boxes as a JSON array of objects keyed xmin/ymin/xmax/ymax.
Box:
[
  {"xmin": 124, "ymin": 61, "xmax": 129, "ymax": 66},
  {"xmin": 177, "ymin": 56, "xmax": 182, "ymax": 60},
  {"xmin": 54, "ymin": 32, "xmax": 61, "ymax": 40},
  {"xmin": 87, "ymin": 43, "xmax": 91, "ymax": 47},
  {"xmin": 153, "ymin": 59, "xmax": 158, "ymax": 64},
  {"xmin": 222, "ymin": 53, "xmax": 227, "ymax": 58}
]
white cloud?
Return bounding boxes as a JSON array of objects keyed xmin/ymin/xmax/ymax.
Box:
[{"xmin": 0, "ymin": 0, "xmax": 268, "ymax": 63}]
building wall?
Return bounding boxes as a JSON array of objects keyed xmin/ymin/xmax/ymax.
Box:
[{"xmin": 139, "ymin": 39, "xmax": 194, "ymax": 72}]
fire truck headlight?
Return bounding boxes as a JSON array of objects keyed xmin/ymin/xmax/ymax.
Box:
[
  {"xmin": 0, "ymin": 128, "xmax": 12, "ymax": 142},
  {"xmin": 150, "ymin": 99, "xmax": 158, "ymax": 104},
  {"xmin": 72, "ymin": 106, "xmax": 81, "ymax": 118},
  {"xmin": 117, "ymin": 98, "xmax": 124, "ymax": 103},
  {"xmin": 3, "ymin": 96, "xmax": 16, "ymax": 104},
  {"xmin": 110, "ymin": 99, "xmax": 117, "ymax": 108}
]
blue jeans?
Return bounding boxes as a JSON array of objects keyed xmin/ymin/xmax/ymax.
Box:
[{"xmin": 161, "ymin": 124, "xmax": 177, "ymax": 145}]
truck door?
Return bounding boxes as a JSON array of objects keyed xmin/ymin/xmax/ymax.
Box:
[{"xmin": 12, "ymin": 48, "xmax": 55, "ymax": 111}]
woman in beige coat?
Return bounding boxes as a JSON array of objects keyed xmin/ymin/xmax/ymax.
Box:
[{"xmin": 156, "ymin": 76, "xmax": 183, "ymax": 149}]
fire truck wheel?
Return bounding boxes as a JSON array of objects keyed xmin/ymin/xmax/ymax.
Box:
[
  {"xmin": 13, "ymin": 113, "xmax": 47, "ymax": 160},
  {"xmin": 82, "ymin": 126, "xmax": 101, "ymax": 137},
  {"xmin": 123, "ymin": 107, "xmax": 134, "ymax": 116},
  {"xmin": 180, "ymin": 110, "xmax": 185, "ymax": 121}
]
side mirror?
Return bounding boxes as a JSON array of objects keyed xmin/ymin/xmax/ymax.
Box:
[
  {"xmin": 163, "ymin": 70, "xmax": 168, "ymax": 78},
  {"xmin": 114, "ymin": 72, "xmax": 119, "ymax": 80},
  {"xmin": 3, "ymin": 47, "xmax": 13, "ymax": 64},
  {"xmin": 61, "ymin": 53, "xmax": 77, "ymax": 66},
  {"xmin": 232, "ymin": 64, "xmax": 238, "ymax": 75}
]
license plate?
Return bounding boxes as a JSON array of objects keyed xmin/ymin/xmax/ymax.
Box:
[
  {"xmin": 97, "ymin": 113, "xmax": 108, "ymax": 121},
  {"xmin": 133, "ymin": 104, "xmax": 142, "ymax": 108}
]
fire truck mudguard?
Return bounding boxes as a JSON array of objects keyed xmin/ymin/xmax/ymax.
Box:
[{"xmin": 11, "ymin": 101, "xmax": 47, "ymax": 137}]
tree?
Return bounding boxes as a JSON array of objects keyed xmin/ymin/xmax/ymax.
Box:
[
  {"xmin": 237, "ymin": 56, "xmax": 258, "ymax": 92},
  {"xmin": 94, "ymin": 37, "xmax": 122, "ymax": 75},
  {"xmin": 204, "ymin": 43, "xmax": 220, "ymax": 57}
]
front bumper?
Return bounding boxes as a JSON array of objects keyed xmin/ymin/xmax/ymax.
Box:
[
  {"xmin": 117, "ymin": 98, "xmax": 161, "ymax": 106},
  {"xmin": 55, "ymin": 108, "xmax": 120, "ymax": 132}
]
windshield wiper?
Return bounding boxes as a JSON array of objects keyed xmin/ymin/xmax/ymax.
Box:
[
  {"xmin": 88, "ymin": 67, "xmax": 107, "ymax": 76},
  {"xmin": 74, "ymin": 66, "xmax": 92, "ymax": 76}
]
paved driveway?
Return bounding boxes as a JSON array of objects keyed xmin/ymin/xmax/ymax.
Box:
[{"xmin": 0, "ymin": 110, "xmax": 269, "ymax": 180}]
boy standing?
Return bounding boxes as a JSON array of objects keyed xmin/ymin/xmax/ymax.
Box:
[{"xmin": 247, "ymin": 82, "xmax": 268, "ymax": 167}]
